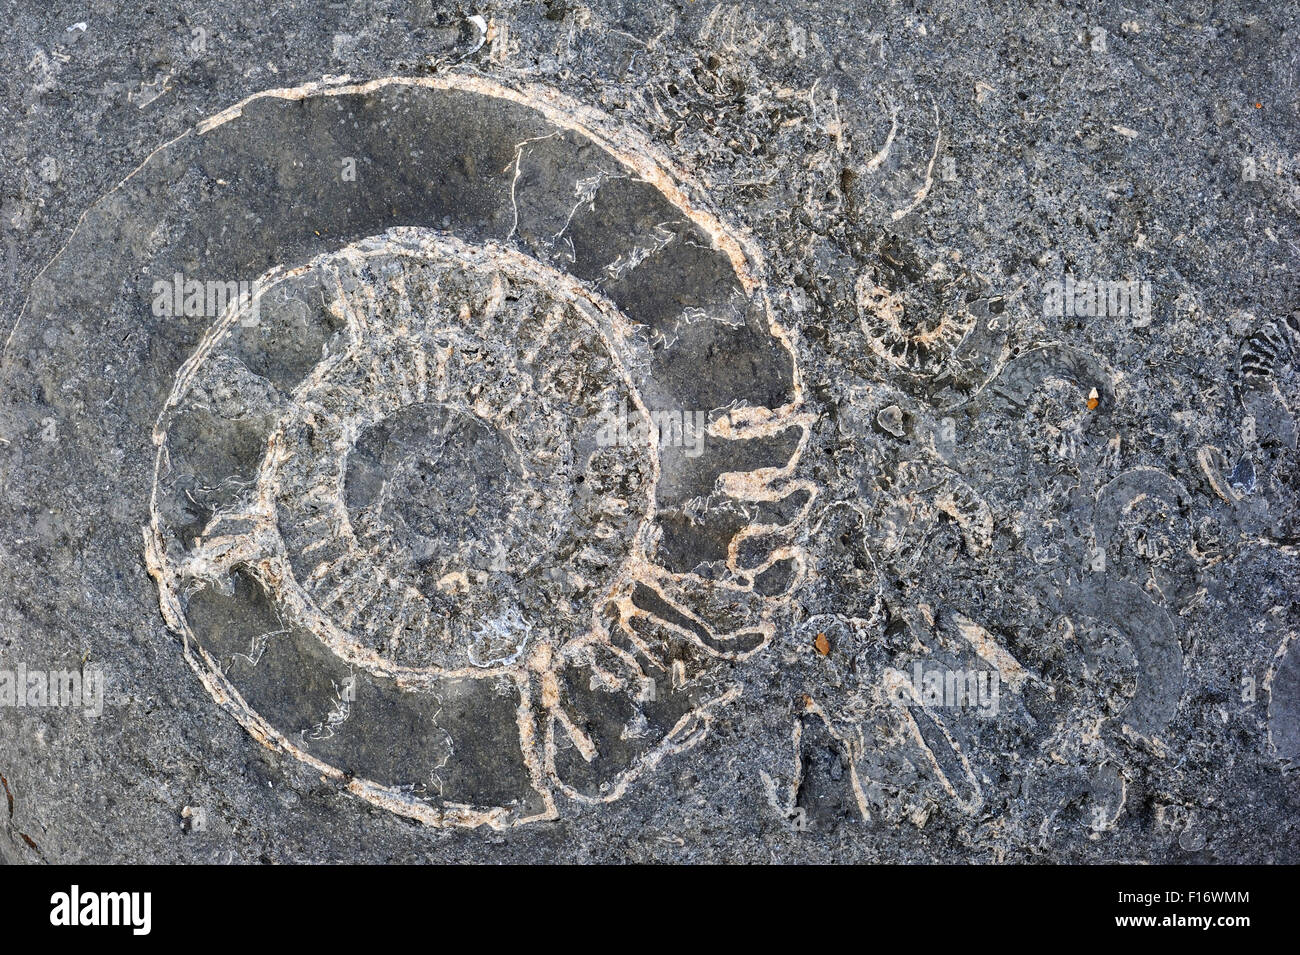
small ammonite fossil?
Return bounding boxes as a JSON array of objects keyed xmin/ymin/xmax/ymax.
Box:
[
  {"xmin": 853, "ymin": 245, "xmax": 978, "ymax": 378},
  {"xmin": 112, "ymin": 76, "xmax": 813, "ymax": 827}
]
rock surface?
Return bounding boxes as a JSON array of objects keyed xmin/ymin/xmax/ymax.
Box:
[{"xmin": 1, "ymin": 0, "xmax": 1297, "ymax": 862}]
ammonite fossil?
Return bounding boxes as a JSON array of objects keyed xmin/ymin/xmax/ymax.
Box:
[
  {"xmin": 18, "ymin": 75, "xmax": 810, "ymax": 828},
  {"xmin": 852, "ymin": 240, "xmax": 979, "ymax": 380}
]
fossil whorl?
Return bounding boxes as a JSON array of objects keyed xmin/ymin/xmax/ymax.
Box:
[{"xmin": 15, "ymin": 75, "xmax": 812, "ymax": 828}]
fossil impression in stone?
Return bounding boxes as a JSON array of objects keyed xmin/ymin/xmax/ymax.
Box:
[
  {"xmin": 15, "ymin": 74, "xmax": 810, "ymax": 828},
  {"xmin": 853, "ymin": 253, "xmax": 977, "ymax": 378}
]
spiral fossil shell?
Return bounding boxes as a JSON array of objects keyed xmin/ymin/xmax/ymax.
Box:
[{"xmin": 18, "ymin": 74, "xmax": 811, "ymax": 828}]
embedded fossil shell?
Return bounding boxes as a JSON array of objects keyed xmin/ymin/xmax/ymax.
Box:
[
  {"xmin": 853, "ymin": 254, "xmax": 976, "ymax": 377},
  {"xmin": 19, "ymin": 75, "xmax": 811, "ymax": 828}
]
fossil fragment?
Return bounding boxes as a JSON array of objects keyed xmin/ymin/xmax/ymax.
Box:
[
  {"xmin": 1091, "ymin": 468, "xmax": 1200, "ymax": 609},
  {"xmin": 853, "ymin": 256, "xmax": 976, "ymax": 378}
]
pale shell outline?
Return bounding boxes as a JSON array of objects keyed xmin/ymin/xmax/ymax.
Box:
[{"xmin": 129, "ymin": 73, "xmax": 816, "ymax": 829}]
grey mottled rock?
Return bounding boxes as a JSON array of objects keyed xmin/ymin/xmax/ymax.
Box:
[{"xmin": 1, "ymin": 0, "xmax": 1297, "ymax": 863}]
